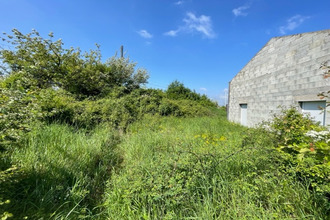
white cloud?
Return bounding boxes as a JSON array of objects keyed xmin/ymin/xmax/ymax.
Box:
[
  {"xmin": 164, "ymin": 12, "xmax": 216, "ymax": 39},
  {"xmin": 175, "ymin": 1, "xmax": 184, "ymax": 5},
  {"xmin": 164, "ymin": 30, "xmax": 179, "ymax": 37},
  {"xmin": 184, "ymin": 12, "xmax": 216, "ymax": 38},
  {"xmin": 232, "ymin": 5, "xmax": 250, "ymax": 17},
  {"xmin": 279, "ymin": 15, "xmax": 310, "ymax": 34},
  {"xmin": 200, "ymin": 87, "xmax": 207, "ymax": 92},
  {"xmin": 137, "ymin": 29, "xmax": 153, "ymax": 39}
]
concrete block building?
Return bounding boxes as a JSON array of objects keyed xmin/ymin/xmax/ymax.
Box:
[{"xmin": 228, "ymin": 30, "xmax": 330, "ymax": 127}]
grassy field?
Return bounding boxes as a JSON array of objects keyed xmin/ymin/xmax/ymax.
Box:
[
  {"xmin": 101, "ymin": 109, "xmax": 328, "ymax": 219},
  {"xmin": 1, "ymin": 108, "xmax": 329, "ymax": 219}
]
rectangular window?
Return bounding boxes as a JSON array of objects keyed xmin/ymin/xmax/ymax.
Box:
[{"xmin": 300, "ymin": 101, "xmax": 326, "ymax": 126}]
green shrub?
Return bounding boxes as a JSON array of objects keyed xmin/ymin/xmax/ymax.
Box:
[
  {"xmin": 159, "ymin": 99, "xmax": 215, "ymax": 117},
  {"xmin": 174, "ymin": 99, "xmax": 215, "ymax": 117},
  {"xmin": 166, "ymin": 80, "xmax": 217, "ymax": 108},
  {"xmin": 37, "ymin": 88, "xmax": 77, "ymax": 124},
  {"xmin": 268, "ymin": 107, "xmax": 330, "ymax": 197},
  {"xmin": 0, "ymin": 87, "xmax": 40, "ymax": 153},
  {"xmin": 35, "ymin": 87, "xmax": 215, "ymax": 131},
  {"xmin": 270, "ymin": 107, "xmax": 318, "ymax": 145},
  {"xmin": 159, "ymin": 99, "xmax": 181, "ymax": 116}
]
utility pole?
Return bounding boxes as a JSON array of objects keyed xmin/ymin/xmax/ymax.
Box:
[{"xmin": 120, "ymin": 45, "xmax": 124, "ymax": 58}]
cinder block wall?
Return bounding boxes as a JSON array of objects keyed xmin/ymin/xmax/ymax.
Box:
[{"xmin": 228, "ymin": 30, "xmax": 330, "ymax": 127}]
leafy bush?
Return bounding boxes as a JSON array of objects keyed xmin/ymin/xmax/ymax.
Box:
[
  {"xmin": 268, "ymin": 107, "xmax": 330, "ymax": 197},
  {"xmin": 159, "ymin": 99, "xmax": 181, "ymax": 116},
  {"xmin": 0, "ymin": 87, "xmax": 40, "ymax": 153},
  {"xmin": 166, "ymin": 80, "xmax": 217, "ymax": 107},
  {"xmin": 159, "ymin": 98, "xmax": 215, "ymax": 117},
  {"xmin": 35, "ymin": 87, "xmax": 216, "ymax": 130},
  {"xmin": 270, "ymin": 107, "xmax": 317, "ymax": 145}
]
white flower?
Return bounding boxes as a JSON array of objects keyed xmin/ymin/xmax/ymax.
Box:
[{"xmin": 305, "ymin": 130, "xmax": 330, "ymax": 142}]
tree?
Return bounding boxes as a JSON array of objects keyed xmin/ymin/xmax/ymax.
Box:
[
  {"xmin": 166, "ymin": 80, "xmax": 193, "ymax": 100},
  {"xmin": 0, "ymin": 29, "xmax": 149, "ymax": 97}
]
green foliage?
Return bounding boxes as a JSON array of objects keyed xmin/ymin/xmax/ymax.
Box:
[
  {"xmin": 159, "ymin": 98, "xmax": 215, "ymax": 117},
  {"xmin": 166, "ymin": 80, "xmax": 192, "ymax": 99},
  {"xmin": 270, "ymin": 107, "xmax": 317, "ymax": 145},
  {"xmin": 1, "ymin": 105, "xmax": 329, "ymax": 219},
  {"xmin": 5, "ymin": 28, "xmax": 328, "ymax": 219},
  {"xmin": 166, "ymin": 80, "xmax": 217, "ymax": 107},
  {"xmin": 0, "ymin": 29, "xmax": 149, "ymax": 97},
  {"xmin": 0, "ymin": 28, "xmax": 222, "ymax": 219},
  {"xmin": 102, "ymin": 112, "xmax": 329, "ymax": 219},
  {"xmin": 35, "ymin": 87, "xmax": 216, "ymax": 131},
  {"xmin": 0, "ymin": 123, "xmax": 121, "ymax": 219},
  {"xmin": 268, "ymin": 107, "xmax": 330, "ymax": 197},
  {"xmin": 0, "ymin": 29, "xmax": 216, "ymax": 140},
  {"xmin": 0, "ymin": 87, "xmax": 40, "ymax": 153}
]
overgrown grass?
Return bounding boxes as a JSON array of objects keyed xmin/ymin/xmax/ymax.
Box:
[
  {"xmin": 0, "ymin": 123, "xmax": 121, "ymax": 219},
  {"xmin": 102, "ymin": 110, "xmax": 329, "ymax": 219},
  {"xmin": 1, "ymin": 108, "xmax": 329, "ymax": 219}
]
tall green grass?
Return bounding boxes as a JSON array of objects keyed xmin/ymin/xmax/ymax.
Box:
[
  {"xmin": 102, "ymin": 111, "xmax": 329, "ymax": 219},
  {"xmin": 1, "ymin": 123, "xmax": 121, "ymax": 219},
  {"xmin": 1, "ymin": 109, "xmax": 329, "ymax": 219}
]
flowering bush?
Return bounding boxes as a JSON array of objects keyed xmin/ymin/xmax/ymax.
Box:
[
  {"xmin": 269, "ymin": 108, "xmax": 330, "ymax": 196},
  {"xmin": 305, "ymin": 130, "xmax": 330, "ymax": 143}
]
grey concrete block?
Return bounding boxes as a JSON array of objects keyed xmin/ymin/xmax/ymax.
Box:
[{"xmin": 228, "ymin": 30, "xmax": 330, "ymax": 127}]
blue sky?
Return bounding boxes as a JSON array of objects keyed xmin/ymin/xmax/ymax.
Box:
[{"xmin": 0, "ymin": 0, "xmax": 329, "ymax": 105}]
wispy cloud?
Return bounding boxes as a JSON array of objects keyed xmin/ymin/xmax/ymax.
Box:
[
  {"xmin": 137, "ymin": 29, "xmax": 153, "ymax": 39},
  {"xmin": 200, "ymin": 87, "xmax": 207, "ymax": 92},
  {"xmin": 164, "ymin": 12, "xmax": 216, "ymax": 39},
  {"xmin": 175, "ymin": 1, "xmax": 184, "ymax": 5},
  {"xmin": 232, "ymin": 5, "xmax": 250, "ymax": 17},
  {"xmin": 184, "ymin": 12, "xmax": 216, "ymax": 38},
  {"xmin": 164, "ymin": 30, "xmax": 179, "ymax": 37},
  {"xmin": 279, "ymin": 15, "xmax": 310, "ymax": 34}
]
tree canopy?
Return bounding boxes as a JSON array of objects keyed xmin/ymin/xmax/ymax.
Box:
[{"xmin": 0, "ymin": 29, "xmax": 149, "ymax": 97}]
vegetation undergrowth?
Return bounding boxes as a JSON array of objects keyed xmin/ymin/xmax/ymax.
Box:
[
  {"xmin": 267, "ymin": 107, "xmax": 330, "ymax": 198},
  {"xmin": 1, "ymin": 123, "xmax": 122, "ymax": 219},
  {"xmin": 0, "ymin": 29, "xmax": 217, "ymax": 219},
  {"xmin": 102, "ymin": 109, "xmax": 329, "ymax": 219}
]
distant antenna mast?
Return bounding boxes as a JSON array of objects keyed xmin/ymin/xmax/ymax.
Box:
[{"xmin": 120, "ymin": 45, "xmax": 124, "ymax": 58}]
